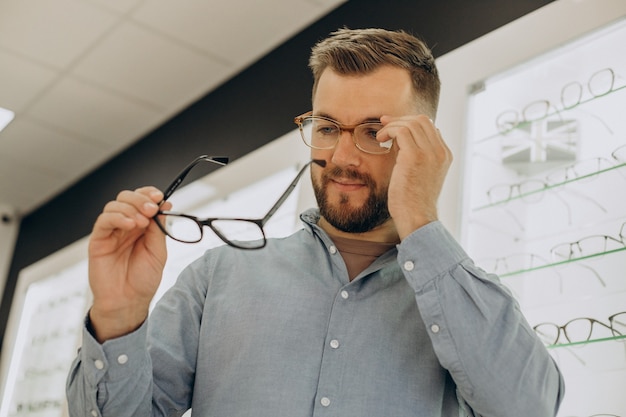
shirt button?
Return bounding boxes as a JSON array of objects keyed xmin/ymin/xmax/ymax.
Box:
[
  {"xmin": 320, "ymin": 397, "xmax": 331, "ymax": 407},
  {"xmin": 431, "ymin": 324, "xmax": 440, "ymax": 333},
  {"xmin": 94, "ymin": 359, "xmax": 104, "ymax": 370},
  {"xmin": 340, "ymin": 290, "xmax": 349, "ymax": 299},
  {"xmin": 117, "ymin": 354, "xmax": 129, "ymax": 365},
  {"xmin": 403, "ymin": 261, "xmax": 415, "ymax": 271},
  {"xmin": 330, "ymin": 339, "xmax": 340, "ymax": 349},
  {"xmin": 329, "ymin": 245, "xmax": 337, "ymax": 254},
  {"xmin": 91, "ymin": 410, "xmax": 98, "ymax": 417}
]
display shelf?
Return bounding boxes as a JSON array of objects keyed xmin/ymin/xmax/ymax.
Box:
[
  {"xmin": 472, "ymin": 162, "xmax": 626, "ymax": 211},
  {"xmin": 546, "ymin": 334, "xmax": 626, "ymax": 350},
  {"xmin": 474, "ymin": 83, "xmax": 626, "ymax": 145},
  {"xmin": 492, "ymin": 246, "xmax": 626, "ymax": 278},
  {"xmin": 460, "ymin": 15, "xmax": 626, "ymax": 413},
  {"xmin": 547, "ymin": 337, "xmax": 626, "ymax": 375}
]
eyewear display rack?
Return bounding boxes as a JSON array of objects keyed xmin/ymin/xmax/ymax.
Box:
[{"xmin": 461, "ymin": 17, "xmax": 626, "ymax": 416}]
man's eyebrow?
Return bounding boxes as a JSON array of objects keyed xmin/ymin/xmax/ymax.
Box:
[{"xmin": 314, "ymin": 112, "xmax": 382, "ymax": 124}]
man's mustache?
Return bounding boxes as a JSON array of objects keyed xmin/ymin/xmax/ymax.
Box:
[{"xmin": 322, "ymin": 166, "xmax": 374, "ymax": 185}]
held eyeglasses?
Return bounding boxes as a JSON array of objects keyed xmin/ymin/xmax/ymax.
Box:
[
  {"xmin": 154, "ymin": 155, "xmax": 324, "ymax": 249},
  {"xmin": 294, "ymin": 111, "xmax": 393, "ymax": 155}
]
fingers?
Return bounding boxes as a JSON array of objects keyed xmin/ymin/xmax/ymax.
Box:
[
  {"xmin": 379, "ymin": 114, "xmax": 452, "ymax": 165},
  {"xmin": 92, "ymin": 186, "xmax": 164, "ymax": 238}
]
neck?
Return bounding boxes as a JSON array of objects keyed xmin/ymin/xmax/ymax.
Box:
[{"xmin": 318, "ymin": 216, "xmax": 400, "ymax": 244}]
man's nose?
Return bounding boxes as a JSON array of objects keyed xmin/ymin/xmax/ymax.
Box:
[{"xmin": 331, "ymin": 128, "xmax": 360, "ymax": 167}]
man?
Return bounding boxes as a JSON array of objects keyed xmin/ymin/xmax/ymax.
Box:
[{"xmin": 67, "ymin": 28, "xmax": 564, "ymax": 416}]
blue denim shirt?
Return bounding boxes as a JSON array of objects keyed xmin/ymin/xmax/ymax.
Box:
[{"xmin": 66, "ymin": 209, "xmax": 564, "ymax": 417}]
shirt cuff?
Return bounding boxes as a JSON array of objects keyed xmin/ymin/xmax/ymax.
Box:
[
  {"xmin": 396, "ymin": 221, "xmax": 469, "ymax": 290},
  {"xmin": 80, "ymin": 315, "xmax": 150, "ymax": 385}
]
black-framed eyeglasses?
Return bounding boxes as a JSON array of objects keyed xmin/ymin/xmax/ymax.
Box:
[
  {"xmin": 294, "ymin": 111, "xmax": 393, "ymax": 155},
  {"xmin": 154, "ymin": 155, "xmax": 324, "ymax": 249}
]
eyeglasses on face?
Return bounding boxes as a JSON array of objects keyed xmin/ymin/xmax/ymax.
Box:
[
  {"xmin": 294, "ymin": 111, "xmax": 393, "ymax": 155},
  {"xmin": 154, "ymin": 156, "xmax": 325, "ymax": 249}
]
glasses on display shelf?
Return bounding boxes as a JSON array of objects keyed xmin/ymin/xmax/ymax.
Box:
[
  {"xmin": 294, "ymin": 111, "xmax": 393, "ymax": 155},
  {"xmin": 550, "ymin": 222, "xmax": 626, "ymax": 262},
  {"xmin": 478, "ymin": 252, "xmax": 551, "ymax": 275},
  {"xmin": 612, "ymin": 144, "xmax": 626, "ymax": 163},
  {"xmin": 495, "ymin": 100, "xmax": 564, "ymax": 135},
  {"xmin": 544, "ymin": 147, "xmax": 626, "ymax": 186},
  {"xmin": 561, "ymin": 68, "xmax": 623, "ymax": 109},
  {"xmin": 155, "ymin": 156, "xmax": 323, "ymax": 249},
  {"xmin": 477, "ymin": 251, "xmax": 606, "ymax": 292},
  {"xmin": 482, "ymin": 143, "xmax": 626, "ymax": 209},
  {"xmin": 533, "ymin": 311, "xmax": 626, "ymax": 346},
  {"xmin": 563, "ymin": 414, "xmax": 622, "ymax": 417},
  {"xmin": 494, "ymin": 67, "xmax": 622, "ymax": 135},
  {"xmin": 15, "ymin": 399, "xmax": 63, "ymax": 414},
  {"xmin": 483, "ymin": 178, "xmax": 603, "ymax": 230},
  {"xmin": 486, "ymin": 179, "xmax": 549, "ymax": 204}
]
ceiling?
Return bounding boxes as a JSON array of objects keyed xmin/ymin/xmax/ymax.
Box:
[{"xmin": 0, "ymin": 0, "xmax": 346, "ymax": 217}]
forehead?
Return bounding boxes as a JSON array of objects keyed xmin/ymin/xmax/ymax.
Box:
[{"xmin": 312, "ymin": 66, "xmax": 417, "ymax": 123}]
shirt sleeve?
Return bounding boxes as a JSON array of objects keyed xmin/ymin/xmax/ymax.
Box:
[
  {"xmin": 397, "ymin": 221, "xmax": 565, "ymax": 417},
  {"xmin": 65, "ymin": 317, "xmax": 153, "ymax": 417}
]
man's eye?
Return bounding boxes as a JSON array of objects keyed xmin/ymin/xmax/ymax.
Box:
[
  {"xmin": 360, "ymin": 125, "xmax": 383, "ymax": 140},
  {"xmin": 316, "ymin": 125, "xmax": 339, "ymax": 136}
]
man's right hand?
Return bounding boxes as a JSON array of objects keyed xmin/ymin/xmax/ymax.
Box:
[{"xmin": 87, "ymin": 186, "xmax": 171, "ymax": 343}]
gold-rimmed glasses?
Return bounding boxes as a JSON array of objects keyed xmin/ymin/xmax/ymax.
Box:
[{"xmin": 294, "ymin": 111, "xmax": 393, "ymax": 155}]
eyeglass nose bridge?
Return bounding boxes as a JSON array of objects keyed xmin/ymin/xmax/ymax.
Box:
[{"xmin": 334, "ymin": 123, "xmax": 364, "ymax": 151}]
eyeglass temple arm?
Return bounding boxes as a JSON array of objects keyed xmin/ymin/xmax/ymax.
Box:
[
  {"xmin": 162, "ymin": 156, "xmax": 228, "ymax": 202},
  {"xmin": 260, "ymin": 159, "xmax": 326, "ymax": 225}
]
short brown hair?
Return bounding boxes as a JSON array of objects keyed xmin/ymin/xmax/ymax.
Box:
[{"xmin": 309, "ymin": 28, "xmax": 440, "ymax": 118}]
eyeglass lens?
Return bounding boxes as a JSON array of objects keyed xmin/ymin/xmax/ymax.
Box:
[
  {"xmin": 163, "ymin": 215, "xmax": 265, "ymax": 248},
  {"xmin": 299, "ymin": 117, "xmax": 389, "ymax": 154}
]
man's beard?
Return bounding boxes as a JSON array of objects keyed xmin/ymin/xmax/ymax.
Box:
[{"xmin": 312, "ymin": 166, "xmax": 391, "ymax": 234}]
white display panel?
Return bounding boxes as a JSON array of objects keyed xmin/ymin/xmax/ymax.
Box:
[{"xmin": 462, "ymin": 15, "xmax": 626, "ymax": 417}]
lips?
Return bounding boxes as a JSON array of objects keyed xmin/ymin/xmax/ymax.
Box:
[
  {"xmin": 330, "ymin": 177, "xmax": 365, "ymax": 191},
  {"xmin": 322, "ymin": 166, "xmax": 372, "ymax": 193}
]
